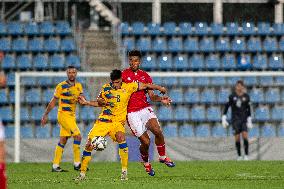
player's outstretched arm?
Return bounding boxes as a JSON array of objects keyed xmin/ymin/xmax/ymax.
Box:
[
  {"xmin": 138, "ymin": 83, "xmax": 167, "ymax": 94},
  {"xmin": 78, "ymin": 96, "xmax": 106, "ymax": 107},
  {"xmin": 41, "ymin": 97, "xmax": 57, "ymax": 127},
  {"xmin": 148, "ymin": 90, "xmax": 172, "ymax": 106}
]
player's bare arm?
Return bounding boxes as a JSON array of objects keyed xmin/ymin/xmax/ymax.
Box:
[
  {"xmin": 148, "ymin": 90, "xmax": 172, "ymax": 106},
  {"xmin": 78, "ymin": 95, "xmax": 106, "ymax": 107},
  {"xmin": 41, "ymin": 97, "xmax": 57, "ymax": 126},
  {"xmin": 0, "ymin": 71, "xmax": 6, "ymax": 87},
  {"xmin": 138, "ymin": 83, "xmax": 167, "ymax": 94}
]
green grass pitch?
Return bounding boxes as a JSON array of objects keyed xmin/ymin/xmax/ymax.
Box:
[{"xmin": 7, "ymin": 161, "xmax": 284, "ymax": 189}]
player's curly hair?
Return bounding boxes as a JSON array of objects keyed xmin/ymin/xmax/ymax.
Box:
[
  {"xmin": 128, "ymin": 50, "xmax": 142, "ymax": 58},
  {"xmin": 236, "ymin": 80, "xmax": 245, "ymax": 86},
  {"xmin": 110, "ymin": 69, "xmax": 122, "ymax": 81}
]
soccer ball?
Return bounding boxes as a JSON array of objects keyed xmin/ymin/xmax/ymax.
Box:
[{"xmin": 91, "ymin": 136, "xmax": 107, "ymax": 151}]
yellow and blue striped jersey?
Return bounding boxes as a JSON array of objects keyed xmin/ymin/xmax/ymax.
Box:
[
  {"xmin": 98, "ymin": 82, "xmax": 138, "ymax": 123},
  {"xmin": 54, "ymin": 80, "xmax": 83, "ymax": 116}
]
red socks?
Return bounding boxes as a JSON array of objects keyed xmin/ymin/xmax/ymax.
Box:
[
  {"xmin": 0, "ymin": 163, "xmax": 7, "ymax": 189},
  {"xmin": 156, "ymin": 143, "xmax": 166, "ymax": 157}
]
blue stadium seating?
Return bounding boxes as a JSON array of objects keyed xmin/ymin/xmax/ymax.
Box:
[
  {"xmin": 262, "ymin": 124, "xmax": 276, "ymax": 137},
  {"xmin": 7, "ymin": 22, "xmax": 23, "ymax": 35},
  {"xmin": 123, "ymin": 37, "xmax": 135, "ymax": 51},
  {"xmin": 215, "ymin": 37, "xmax": 230, "ymax": 52},
  {"xmin": 21, "ymin": 107, "xmax": 30, "ymax": 122},
  {"xmin": 169, "ymin": 88, "xmax": 183, "ymax": 104},
  {"xmin": 152, "ymin": 37, "xmax": 167, "ymax": 52},
  {"xmin": 272, "ymin": 23, "xmax": 284, "ymax": 36},
  {"xmin": 255, "ymin": 106, "xmax": 270, "ymax": 121},
  {"xmin": 0, "ymin": 38, "xmax": 10, "ymax": 52},
  {"xmin": 22, "ymin": 77, "xmax": 37, "ymax": 86},
  {"xmin": 4, "ymin": 126, "xmax": 14, "ymax": 138},
  {"xmin": 35, "ymin": 126, "xmax": 50, "ymax": 138},
  {"xmin": 141, "ymin": 55, "xmax": 157, "ymax": 70},
  {"xmin": 157, "ymin": 55, "xmax": 172, "ymax": 70},
  {"xmin": 265, "ymin": 88, "xmax": 280, "ymax": 103},
  {"xmin": 195, "ymin": 22, "xmax": 208, "ymax": 36},
  {"xmin": 24, "ymin": 22, "xmax": 39, "ymax": 36},
  {"xmin": 195, "ymin": 124, "xmax": 210, "ymax": 137},
  {"xmin": 210, "ymin": 23, "xmax": 223, "ymax": 35},
  {"xmin": 271, "ymin": 106, "xmax": 284, "ymax": 121},
  {"xmin": 2, "ymin": 54, "xmax": 15, "ymax": 70},
  {"xmin": 33, "ymin": 54, "xmax": 48, "ymax": 70},
  {"xmin": 190, "ymin": 54, "xmax": 204, "ymax": 70},
  {"xmin": 179, "ymin": 77, "xmax": 194, "ymax": 86},
  {"xmin": 278, "ymin": 126, "xmax": 284, "ymax": 137},
  {"xmin": 136, "ymin": 37, "xmax": 151, "ymax": 52},
  {"xmin": 173, "ymin": 54, "xmax": 188, "ymax": 70},
  {"xmin": 0, "ymin": 89, "xmax": 7, "ymax": 105},
  {"xmin": 0, "ymin": 106, "xmax": 13, "ymax": 122},
  {"xmin": 199, "ymin": 37, "xmax": 214, "ymax": 52},
  {"xmin": 9, "ymin": 89, "xmax": 14, "ymax": 103},
  {"xmin": 231, "ymin": 37, "xmax": 246, "ymax": 52},
  {"xmin": 268, "ymin": 54, "xmax": 283, "ymax": 70},
  {"xmin": 55, "ymin": 21, "xmax": 71, "ymax": 35},
  {"xmin": 184, "ymin": 37, "xmax": 198, "ymax": 52},
  {"xmin": 174, "ymin": 106, "xmax": 190, "ymax": 121},
  {"xmin": 191, "ymin": 106, "xmax": 205, "ymax": 121},
  {"xmin": 243, "ymin": 76, "xmax": 257, "ymax": 86},
  {"xmin": 257, "ymin": 22, "xmax": 270, "ymax": 36},
  {"xmin": 247, "ymin": 37, "xmax": 262, "ymax": 52},
  {"xmin": 12, "ymin": 38, "xmax": 27, "ymax": 52},
  {"xmin": 28, "ymin": 38, "xmax": 43, "ymax": 52},
  {"xmin": 17, "ymin": 54, "xmax": 32, "ymax": 70},
  {"xmin": 66, "ymin": 54, "xmax": 80, "ymax": 69},
  {"xmin": 207, "ymin": 106, "xmax": 221, "ymax": 121},
  {"xmin": 80, "ymin": 107, "xmax": 96, "ymax": 121},
  {"xmin": 31, "ymin": 106, "xmax": 45, "ymax": 122},
  {"xmin": 48, "ymin": 106, "xmax": 58, "ymax": 122},
  {"xmin": 44, "ymin": 37, "xmax": 60, "ymax": 52},
  {"xmin": 212, "ymin": 125, "xmax": 227, "ymax": 137},
  {"xmin": 252, "ymin": 54, "xmax": 267, "ymax": 70},
  {"xmin": 61, "ymin": 38, "xmax": 76, "ymax": 52},
  {"xmin": 222, "ymin": 54, "xmax": 236, "ymax": 70},
  {"xmin": 163, "ymin": 22, "xmax": 176, "ymax": 36},
  {"xmin": 21, "ymin": 125, "xmax": 33, "ymax": 138},
  {"xmin": 184, "ymin": 88, "xmax": 199, "ymax": 104},
  {"xmin": 50, "ymin": 54, "xmax": 65, "ymax": 70},
  {"xmin": 162, "ymin": 77, "xmax": 178, "ymax": 86},
  {"xmin": 200, "ymin": 89, "xmax": 216, "ymax": 104},
  {"xmin": 226, "ymin": 22, "xmax": 239, "ymax": 35},
  {"xmin": 25, "ymin": 89, "xmax": 41, "ymax": 104},
  {"xmin": 120, "ymin": 22, "xmax": 130, "ymax": 35},
  {"xmin": 52, "ymin": 125, "xmax": 60, "ymax": 137},
  {"xmin": 279, "ymin": 37, "xmax": 284, "ymax": 51},
  {"xmin": 147, "ymin": 23, "xmax": 161, "ymax": 35},
  {"xmin": 249, "ymin": 126, "xmax": 259, "ymax": 137},
  {"xmin": 132, "ymin": 22, "xmax": 145, "ymax": 35},
  {"xmin": 178, "ymin": 22, "xmax": 192, "ymax": 36},
  {"xmin": 217, "ymin": 88, "xmax": 230, "ymax": 104},
  {"xmin": 237, "ymin": 54, "xmax": 251, "ymax": 70},
  {"xmin": 263, "ymin": 37, "xmax": 278, "ymax": 52},
  {"xmin": 0, "ymin": 22, "xmax": 6, "ymax": 35},
  {"xmin": 40, "ymin": 21, "xmax": 54, "ymax": 35},
  {"xmin": 195, "ymin": 77, "xmax": 210, "ymax": 86},
  {"xmin": 205, "ymin": 54, "xmax": 220, "ymax": 70},
  {"xmin": 179, "ymin": 124, "xmax": 194, "ymax": 137},
  {"xmin": 163, "ymin": 124, "xmax": 178, "ymax": 137},
  {"xmin": 250, "ymin": 88, "xmax": 264, "ymax": 103},
  {"xmin": 242, "ymin": 22, "xmax": 255, "ymax": 35},
  {"xmin": 168, "ymin": 37, "xmax": 183, "ymax": 52},
  {"xmin": 157, "ymin": 106, "xmax": 173, "ymax": 121}
]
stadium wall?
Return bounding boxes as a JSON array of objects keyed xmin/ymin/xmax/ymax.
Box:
[{"xmin": 5, "ymin": 137, "xmax": 284, "ymax": 162}]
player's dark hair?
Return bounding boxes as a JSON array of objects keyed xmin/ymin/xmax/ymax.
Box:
[
  {"xmin": 128, "ymin": 50, "xmax": 142, "ymax": 58},
  {"xmin": 67, "ymin": 65, "xmax": 76, "ymax": 70},
  {"xmin": 236, "ymin": 80, "xmax": 245, "ymax": 86},
  {"xmin": 110, "ymin": 69, "xmax": 122, "ymax": 81}
]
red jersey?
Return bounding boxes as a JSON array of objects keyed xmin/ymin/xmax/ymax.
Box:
[{"xmin": 122, "ymin": 68, "xmax": 152, "ymax": 113}]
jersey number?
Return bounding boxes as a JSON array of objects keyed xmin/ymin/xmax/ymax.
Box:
[{"xmin": 116, "ymin": 95, "xmax": 120, "ymax": 102}]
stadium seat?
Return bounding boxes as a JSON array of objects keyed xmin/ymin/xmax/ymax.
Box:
[
  {"xmin": 259, "ymin": 76, "xmax": 274, "ymax": 86},
  {"xmin": 265, "ymin": 88, "xmax": 280, "ymax": 103},
  {"xmin": 24, "ymin": 22, "xmax": 39, "ymax": 35},
  {"xmin": 252, "ymin": 54, "xmax": 268, "ymax": 70},
  {"xmin": 169, "ymin": 88, "xmax": 183, "ymax": 104},
  {"xmin": 147, "ymin": 23, "xmax": 161, "ymax": 35},
  {"xmin": 173, "ymin": 54, "xmax": 188, "ymax": 71},
  {"xmin": 0, "ymin": 106, "xmax": 13, "ymax": 122},
  {"xmin": 237, "ymin": 54, "xmax": 251, "ymax": 70},
  {"xmin": 184, "ymin": 88, "xmax": 199, "ymax": 104},
  {"xmin": 275, "ymin": 76, "xmax": 284, "ymax": 86},
  {"xmin": 178, "ymin": 22, "xmax": 193, "ymax": 36},
  {"xmin": 80, "ymin": 107, "xmax": 96, "ymax": 121},
  {"xmin": 279, "ymin": 37, "xmax": 284, "ymax": 51},
  {"xmin": 61, "ymin": 38, "xmax": 76, "ymax": 52},
  {"xmin": 157, "ymin": 54, "xmax": 173, "ymax": 70},
  {"xmin": 268, "ymin": 54, "xmax": 283, "ymax": 70},
  {"xmin": 28, "ymin": 37, "xmax": 43, "ymax": 52},
  {"xmin": 195, "ymin": 77, "xmax": 210, "ymax": 86},
  {"xmin": 132, "ymin": 22, "xmax": 145, "ymax": 35},
  {"xmin": 9, "ymin": 89, "xmax": 15, "ymax": 103},
  {"xmin": 168, "ymin": 37, "xmax": 183, "ymax": 52},
  {"xmin": 221, "ymin": 54, "xmax": 236, "ymax": 70},
  {"xmin": 248, "ymin": 126, "xmax": 259, "ymax": 138},
  {"xmin": 38, "ymin": 77, "xmax": 52, "ymax": 86},
  {"xmin": 44, "ymin": 37, "xmax": 60, "ymax": 52},
  {"xmin": 52, "ymin": 125, "xmax": 60, "ymax": 137},
  {"xmin": 22, "ymin": 77, "xmax": 37, "ymax": 86},
  {"xmin": 21, "ymin": 125, "xmax": 34, "ymax": 138},
  {"xmin": 195, "ymin": 124, "xmax": 210, "ymax": 137},
  {"xmin": 7, "ymin": 22, "xmax": 23, "ymax": 35},
  {"xmin": 25, "ymin": 89, "xmax": 41, "ymax": 104},
  {"xmin": 215, "ymin": 37, "xmax": 230, "ymax": 52},
  {"xmin": 35, "ymin": 126, "xmax": 50, "ymax": 138},
  {"xmin": 136, "ymin": 37, "xmax": 151, "ymax": 52},
  {"xmin": 243, "ymin": 76, "xmax": 257, "ymax": 86},
  {"xmin": 31, "ymin": 106, "xmax": 45, "ymax": 122},
  {"xmin": 184, "ymin": 37, "xmax": 199, "ymax": 52},
  {"xmin": 162, "ymin": 77, "xmax": 178, "ymax": 87},
  {"xmin": 48, "ymin": 107, "xmax": 58, "ymax": 122},
  {"xmin": 163, "ymin": 22, "xmax": 177, "ymax": 36},
  {"xmin": 55, "ymin": 21, "xmax": 71, "ymax": 35},
  {"xmin": 120, "ymin": 22, "xmax": 129, "ymax": 35},
  {"xmin": 263, "ymin": 37, "xmax": 278, "ymax": 52},
  {"xmin": 249, "ymin": 88, "xmax": 264, "ymax": 103},
  {"xmin": 152, "ymin": 77, "xmax": 162, "ymax": 85},
  {"xmin": 212, "ymin": 125, "xmax": 227, "ymax": 137},
  {"xmin": 205, "ymin": 54, "xmax": 220, "ymax": 70},
  {"xmin": 0, "ymin": 89, "xmax": 7, "ymax": 105},
  {"xmin": 163, "ymin": 124, "xmax": 178, "ymax": 137},
  {"xmin": 122, "ymin": 37, "xmax": 135, "ymax": 51},
  {"xmin": 189, "ymin": 54, "xmax": 204, "ymax": 70},
  {"xmin": 247, "ymin": 37, "xmax": 262, "ymax": 52},
  {"xmin": 12, "ymin": 38, "xmax": 27, "ymax": 52},
  {"xmin": 174, "ymin": 106, "xmax": 190, "ymax": 121},
  {"xmin": 227, "ymin": 77, "xmax": 240, "ymax": 86},
  {"xmin": 199, "ymin": 37, "xmax": 214, "ymax": 52},
  {"xmin": 39, "ymin": 21, "xmax": 54, "ymax": 35},
  {"xmin": 217, "ymin": 88, "xmax": 230, "ymax": 104},
  {"xmin": 66, "ymin": 54, "xmax": 80, "ymax": 69},
  {"xmin": 4, "ymin": 126, "xmax": 14, "ymax": 138},
  {"xmin": 157, "ymin": 106, "xmax": 173, "ymax": 121},
  {"xmin": 2, "ymin": 54, "xmax": 15, "ymax": 70},
  {"xmin": 49, "ymin": 54, "xmax": 65, "ymax": 70},
  {"xmin": 257, "ymin": 22, "xmax": 270, "ymax": 36},
  {"xmin": 207, "ymin": 106, "xmax": 221, "ymax": 121},
  {"xmin": 191, "ymin": 106, "xmax": 206, "ymax": 122},
  {"xmin": 211, "ymin": 77, "xmax": 226, "ymax": 86},
  {"xmin": 255, "ymin": 106, "xmax": 270, "ymax": 121},
  {"xmin": 0, "ymin": 37, "xmax": 11, "ymax": 52},
  {"xmin": 261, "ymin": 124, "xmax": 276, "ymax": 137},
  {"xmin": 34, "ymin": 54, "xmax": 48, "ymax": 70},
  {"xmin": 194, "ymin": 22, "xmax": 208, "ymax": 36},
  {"xmin": 200, "ymin": 89, "xmax": 216, "ymax": 104},
  {"xmin": 179, "ymin": 124, "xmax": 194, "ymax": 137},
  {"xmin": 231, "ymin": 37, "xmax": 246, "ymax": 52},
  {"xmin": 179, "ymin": 77, "xmax": 194, "ymax": 86},
  {"xmin": 141, "ymin": 54, "xmax": 157, "ymax": 70},
  {"xmin": 0, "ymin": 22, "xmax": 7, "ymax": 35},
  {"xmin": 16, "ymin": 54, "xmax": 32, "ymax": 70},
  {"xmin": 272, "ymin": 23, "xmax": 284, "ymax": 36},
  {"xmin": 242, "ymin": 22, "xmax": 255, "ymax": 35},
  {"xmin": 226, "ymin": 22, "xmax": 239, "ymax": 35},
  {"xmin": 271, "ymin": 106, "xmax": 284, "ymax": 121},
  {"xmin": 152, "ymin": 37, "xmax": 167, "ymax": 52},
  {"xmin": 210, "ymin": 23, "xmax": 223, "ymax": 35}
]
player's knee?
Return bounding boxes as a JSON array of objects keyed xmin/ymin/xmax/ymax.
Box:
[
  {"xmin": 141, "ymin": 138, "xmax": 150, "ymax": 147},
  {"xmin": 74, "ymin": 135, "xmax": 82, "ymax": 141},
  {"xmin": 60, "ymin": 137, "xmax": 68, "ymax": 145},
  {"xmin": 85, "ymin": 142, "xmax": 92, "ymax": 151}
]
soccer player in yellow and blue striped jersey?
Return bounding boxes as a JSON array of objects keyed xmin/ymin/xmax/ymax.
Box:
[
  {"xmin": 76, "ymin": 69, "xmax": 167, "ymax": 181},
  {"xmin": 41, "ymin": 66, "xmax": 101, "ymax": 172}
]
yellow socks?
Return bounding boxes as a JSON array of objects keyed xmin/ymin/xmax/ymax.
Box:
[
  {"xmin": 73, "ymin": 140, "xmax": 81, "ymax": 165},
  {"xmin": 118, "ymin": 142, "xmax": 128, "ymax": 171},
  {"xmin": 53, "ymin": 142, "xmax": 65, "ymax": 166},
  {"xmin": 80, "ymin": 150, "xmax": 92, "ymax": 173}
]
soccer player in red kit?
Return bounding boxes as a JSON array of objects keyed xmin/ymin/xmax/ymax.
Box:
[{"xmin": 122, "ymin": 50, "xmax": 175, "ymax": 176}]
